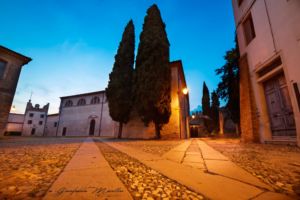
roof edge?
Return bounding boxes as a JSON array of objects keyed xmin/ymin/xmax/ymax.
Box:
[
  {"xmin": 0, "ymin": 45, "xmax": 32, "ymax": 65},
  {"xmin": 60, "ymin": 90, "xmax": 105, "ymax": 99}
]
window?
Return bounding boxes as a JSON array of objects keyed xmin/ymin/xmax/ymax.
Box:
[
  {"xmin": 40, "ymin": 114, "xmax": 44, "ymax": 118},
  {"xmin": 65, "ymin": 100, "xmax": 73, "ymax": 107},
  {"xmin": 237, "ymin": 0, "xmax": 244, "ymax": 6},
  {"xmin": 0, "ymin": 60, "xmax": 7, "ymax": 79},
  {"xmin": 29, "ymin": 113, "xmax": 34, "ymax": 117},
  {"xmin": 39, "ymin": 121, "xmax": 43, "ymax": 125},
  {"xmin": 91, "ymin": 96, "xmax": 100, "ymax": 104},
  {"xmin": 28, "ymin": 120, "xmax": 32, "ymax": 124},
  {"xmin": 54, "ymin": 122, "xmax": 58, "ymax": 127},
  {"xmin": 243, "ymin": 13, "xmax": 256, "ymax": 45},
  {"xmin": 77, "ymin": 98, "xmax": 86, "ymax": 106}
]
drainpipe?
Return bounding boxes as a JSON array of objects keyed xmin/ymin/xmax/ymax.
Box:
[
  {"xmin": 55, "ymin": 100, "xmax": 62, "ymax": 137},
  {"xmin": 98, "ymin": 93, "xmax": 104, "ymax": 136},
  {"xmin": 263, "ymin": 0, "xmax": 277, "ymax": 53}
]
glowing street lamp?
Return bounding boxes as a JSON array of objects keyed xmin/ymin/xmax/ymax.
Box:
[
  {"xmin": 192, "ymin": 115, "xmax": 195, "ymax": 119},
  {"xmin": 11, "ymin": 105, "xmax": 16, "ymax": 112},
  {"xmin": 182, "ymin": 88, "xmax": 189, "ymax": 95}
]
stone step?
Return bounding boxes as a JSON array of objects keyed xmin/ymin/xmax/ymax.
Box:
[{"xmin": 265, "ymin": 139, "xmax": 297, "ymax": 146}]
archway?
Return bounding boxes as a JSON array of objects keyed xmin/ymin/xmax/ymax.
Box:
[{"xmin": 89, "ymin": 119, "xmax": 96, "ymax": 136}]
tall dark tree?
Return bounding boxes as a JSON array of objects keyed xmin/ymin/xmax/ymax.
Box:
[
  {"xmin": 202, "ymin": 82, "xmax": 211, "ymax": 132},
  {"xmin": 106, "ymin": 20, "xmax": 135, "ymax": 138},
  {"xmin": 202, "ymin": 82, "xmax": 210, "ymax": 117},
  {"xmin": 215, "ymin": 37, "xmax": 240, "ymax": 134},
  {"xmin": 211, "ymin": 90, "xmax": 220, "ymax": 132},
  {"xmin": 135, "ymin": 4, "xmax": 171, "ymax": 139}
]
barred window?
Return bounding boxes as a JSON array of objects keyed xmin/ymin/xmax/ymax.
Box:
[
  {"xmin": 91, "ymin": 96, "xmax": 100, "ymax": 104},
  {"xmin": 65, "ymin": 100, "xmax": 73, "ymax": 107},
  {"xmin": 77, "ymin": 98, "xmax": 86, "ymax": 106}
]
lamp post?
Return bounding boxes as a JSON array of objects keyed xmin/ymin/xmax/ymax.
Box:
[{"xmin": 182, "ymin": 87, "xmax": 188, "ymax": 139}]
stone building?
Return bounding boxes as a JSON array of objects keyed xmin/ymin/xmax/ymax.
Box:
[
  {"xmin": 44, "ymin": 114, "xmax": 59, "ymax": 136},
  {"xmin": 4, "ymin": 113, "xmax": 24, "ymax": 135},
  {"xmin": 22, "ymin": 100, "xmax": 49, "ymax": 136},
  {"xmin": 232, "ymin": 0, "xmax": 300, "ymax": 146},
  {"xmin": 4, "ymin": 60, "xmax": 190, "ymax": 138},
  {"xmin": 0, "ymin": 46, "xmax": 31, "ymax": 136},
  {"xmin": 54, "ymin": 91, "xmax": 115, "ymax": 137}
]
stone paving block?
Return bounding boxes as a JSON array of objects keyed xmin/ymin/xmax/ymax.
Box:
[
  {"xmin": 162, "ymin": 151, "xmax": 185, "ymax": 163},
  {"xmin": 252, "ymin": 191, "xmax": 294, "ymax": 200},
  {"xmin": 183, "ymin": 162, "xmax": 206, "ymax": 170},
  {"xmin": 197, "ymin": 140, "xmax": 229, "ymax": 161},
  {"xmin": 205, "ymin": 159, "xmax": 272, "ymax": 191},
  {"xmin": 183, "ymin": 155, "xmax": 205, "ymax": 163}
]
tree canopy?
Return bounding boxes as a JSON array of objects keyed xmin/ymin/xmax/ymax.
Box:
[
  {"xmin": 135, "ymin": 4, "xmax": 171, "ymax": 138},
  {"xmin": 106, "ymin": 20, "xmax": 135, "ymax": 138}
]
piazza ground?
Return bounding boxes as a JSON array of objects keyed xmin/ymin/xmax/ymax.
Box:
[{"xmin": 0, "ymin": 137, "xmax": 299, "ymax": 200}]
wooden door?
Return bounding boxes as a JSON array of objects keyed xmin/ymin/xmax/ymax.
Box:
[
  {"xmin": 89, "ymin": 119, "xmax": 95, "ymax": 136},
  {"xmin": 264, "ymin": 73, "xmax": 296, "ymax": 137}
]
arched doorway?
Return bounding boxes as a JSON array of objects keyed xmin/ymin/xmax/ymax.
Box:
[
  {"xmin": 62, "ymin": 127, "xmax": 67, "ymax": 136},
  {"xmin": 89, "ymin": 119, "xmax": 95, "ymax": 136},
  {"xmin": 31, "ymin": 128, "xmax": 36, "ymax": 135}
]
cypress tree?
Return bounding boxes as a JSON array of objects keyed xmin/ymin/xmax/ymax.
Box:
[
  {"xmin": 202, "ymin": 82, "xmax": 211, "ymax": 132},
  {"xmin": 106, "ymin": 20, "xmax": 135, "ymax": 138},
  {"xmin": 211, "ymin": 90, "xmax": 220, "ymax": 132},
  {"xmin": 202, "ymin": 82, "xmax": 210, "ymax": 117},
  {"xmin": 135, "ymin": 4, "xmax": 171, "ymax": 139}
]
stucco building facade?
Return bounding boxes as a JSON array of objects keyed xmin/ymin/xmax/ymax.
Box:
[
  {"xmin": 22, "ymin": 101, "xmax": 49, "ymax": 136},
  {"xmin": 0, "ymin": 46, "xmax": 31, "ymax": 136},
  {"xmin": 55, "ymin": 91, "xmax": 115, "ymax": 137},
  {"xmin": 232, "ymin": 0, "xmax": 300, "ymax": 145}
]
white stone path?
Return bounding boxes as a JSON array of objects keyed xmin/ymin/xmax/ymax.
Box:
[{"xmin": 43, "ymin": 138, "xmax": 132, "ymax": 200}]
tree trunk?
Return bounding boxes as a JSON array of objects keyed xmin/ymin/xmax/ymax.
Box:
[
  {"xmin": 118, "ymin": 122, "xmax": 123, "ymax": 139},
  {"xmin": 154, "ymin": 123, "xmax": 161, "ymax": 139}
]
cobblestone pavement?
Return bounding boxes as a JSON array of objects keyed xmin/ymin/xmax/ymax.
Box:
[
  {"xmin": 116, "ymin": 140, "xmax": 183, "ymax": 156},
  {"xmin": 95, "ymin": 141, "xmax": 206, "ymax": 200},
  {"xmin": 0, "ymin": 137, "xmax": 83, "ymax": 199},
  {"xmin": 203, "ymin": 138, "xmax": 300, "ymax": 197}
]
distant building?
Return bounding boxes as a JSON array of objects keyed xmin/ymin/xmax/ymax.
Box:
[
  {"xmin": 5, "ymin": 113, "xmax": 24, "ymax": 135},
  {"xmin": 0, "ymin": 46, "xmax": 31, "ymax": 136},
  {"xmin": 56, "ymin": 91, "xmax": 114, "ymax": 137},
  {"xmin": 22, "ymin": 100, "xmax": 49, "ymax": 136},
  {"xmin": 5, "ymin": 60, "xmax": 190, "ymax": 139},
  {"xmin": 44, "ymin": 114, "xmax": 59, "ymax": 136},
  {"xmin": 232, "ymin": 0, "xmax": 300, "ymax": 146},
  {"xmin": 189, "ymin": 113, "xmax": 208, "ymax": 137}
]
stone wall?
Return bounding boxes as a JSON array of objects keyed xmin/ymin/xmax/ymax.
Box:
[
  {"xmin": 0, "ymin": 47, "xmax": 31, "ymax": 136},
  {"xmin": 45, "ymin": 114, "xmax": 59, "ymax": 136}
]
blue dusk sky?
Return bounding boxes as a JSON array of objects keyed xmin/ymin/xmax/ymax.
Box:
[{"xmin": 1, "ymin": 0, "xmax": 236, "ymax": 114}]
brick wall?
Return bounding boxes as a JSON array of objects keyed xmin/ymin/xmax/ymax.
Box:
[{"xmin": 239, "ymin": 55, "xmax": 260, "ymax": 142}]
